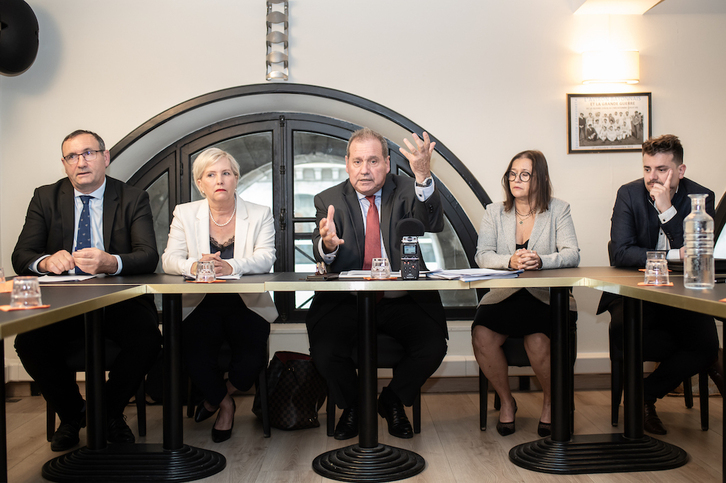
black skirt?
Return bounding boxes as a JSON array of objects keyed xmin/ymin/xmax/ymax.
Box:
[{"xmin": 472, "ymin": 288, "xmax": 577, "ymax": 338}]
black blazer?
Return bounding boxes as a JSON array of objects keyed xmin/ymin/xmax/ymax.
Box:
[
  {"xmin": 306, "ymin": 174, "xmax": 447, "ymax": 335},
  {"xmin": 12, "ymin": 176, "xmax": 158, "ymax": 276},
  {"xmin": 597, "ymin": 177, "xmax": 715, "ymax": 314}
]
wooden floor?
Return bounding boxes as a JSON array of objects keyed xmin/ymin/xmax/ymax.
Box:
[{"xmin": 5, "ymin": 389, "xmax": 723, "ymax": 482}]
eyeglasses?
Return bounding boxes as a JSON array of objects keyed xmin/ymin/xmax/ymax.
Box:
[
  {"xmin": 507, "ymin": 171, "xmax": 531, "ymax": 183},
  {"xmin": 63, "ymin": 150, "xmax": 103, "ymax": 164}
]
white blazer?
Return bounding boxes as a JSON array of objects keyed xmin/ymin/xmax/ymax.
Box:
[
  {"xmin": 475, "ymin": 198, "xmax": 580, "ymax": 311},
  {"xmin": 161, "ymin": 194, "xmax": 278, "ymax": 322}
]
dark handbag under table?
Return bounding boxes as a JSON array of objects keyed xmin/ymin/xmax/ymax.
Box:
[{"xmin": 252, "ymin": 351, "xmax": 327, "ymax": 430}]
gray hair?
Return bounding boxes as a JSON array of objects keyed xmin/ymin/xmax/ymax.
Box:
[{"xmin": 346, "ymin": 128, "xmax": 389, "ymax": 159}]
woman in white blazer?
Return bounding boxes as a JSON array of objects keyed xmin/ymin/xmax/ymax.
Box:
[
  {"xmin": 472, "ymin": 150, "xmax": 580, "ymax": 438},
  {"xmin": 162, "ymin": 148, "xmax": 278, "ymax": 443}
]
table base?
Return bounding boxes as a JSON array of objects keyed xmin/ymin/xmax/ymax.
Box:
[
  {"xmin": 313, "ymin": 443, "xmax": 425, "ymax": 482},
  {"xmin": 42, "ymin": 443, "xmax": 225, "ymax": 482},
  {"xmin": 510, "ymin": 433, "xmax": 687, "ymax": 474}
]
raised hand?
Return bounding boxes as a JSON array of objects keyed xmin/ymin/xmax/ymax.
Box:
[
  {"xmin": 320, "ymin": 205, "xmax": 344, "ymax": 253},
  {"xmin": 399, "ymin": 132, "xmax": 436, "ymax": 184}
]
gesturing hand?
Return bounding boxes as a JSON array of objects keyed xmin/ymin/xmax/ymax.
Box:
[
  {"xmin": 320, "ymin": 205, "xmax": 344, "ymax": 253},
  {"xmin": 399, "ymin": 132, "xmax": 436, "ymax": 184}
]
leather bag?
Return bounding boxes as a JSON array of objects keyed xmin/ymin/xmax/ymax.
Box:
[{"xmin": 252, "ymin": 351, "xmax": 327, "ymax": 430}]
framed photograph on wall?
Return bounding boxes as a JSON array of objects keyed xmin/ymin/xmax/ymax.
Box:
[{"xmin": 567, "ymin": 93, "xmax": 652, "ymax": 154}]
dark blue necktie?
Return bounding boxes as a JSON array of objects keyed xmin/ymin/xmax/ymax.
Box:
[{"xmin": 75, "ymin": 195, "xmax": 93, "ymax": 275}]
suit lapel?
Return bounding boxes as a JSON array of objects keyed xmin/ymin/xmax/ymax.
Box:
[
  {"xmin": 102, "ymin": 177, "xmax": 119, "ymax": 249},
  {"xmin": 233, "ymin": 196, "xmax": 249, "ymax": 258},
  {"xmin": 503, "ymin": 208, "xmax": 517, "ymax": 253},
  {"xmin": 60, "ymin": 179, "xmax": 75, "ymax": 251},
  {"xmin": 380, "ymin": 175, "xmax": 396, "ymax": 252},
  {"xmin": 342, "ymin": 182, "xmax": 365, "ymax": 261},
  {"xmin": 528, "ymin": 207, "xmax": 550, "ymax": 250},
  {"xmin": 196, "ymin": 200, "xmax": 211, "ymax": 254}
]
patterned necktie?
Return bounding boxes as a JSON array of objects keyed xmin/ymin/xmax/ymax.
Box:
[
  {"xmin": 363, "ymin": 195, "xmax": 381, "ymax": 270},
  {"xmin": 75, "ymin": 195, "xmax": 93, "ymax": 275}
]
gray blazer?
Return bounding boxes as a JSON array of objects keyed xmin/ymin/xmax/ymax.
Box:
[{"xmin": 475, "ymin": 198, "xmax": 580, "ymax": 310}]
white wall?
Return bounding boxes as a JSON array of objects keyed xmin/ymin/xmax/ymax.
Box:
[{"xmin": 1, "ymin": 0, "xmax": 725, "ymax": 379}]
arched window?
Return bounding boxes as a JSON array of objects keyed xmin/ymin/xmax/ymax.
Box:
[{"xmin": 111, "ymin": 85, "xmax": 491, "ymax": 322}]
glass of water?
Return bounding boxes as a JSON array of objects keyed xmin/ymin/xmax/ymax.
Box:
[
  {"xmin": 10, "ymin": 276, "xmax": 43, "ymax": 308},
  {"xmin": 197, "ymin": 261, "xmax": 216, "ymax": 282},
  {"xmin": 644, "ymin": 251, "xmax": 669, "ymax": 285},
  {"xmin": 371, "ymin": 258, "xmax": 391, "ymax": 279},
  {"xmin": 196, "ymin": 261, "xmax": 216, "ymax": 282}
]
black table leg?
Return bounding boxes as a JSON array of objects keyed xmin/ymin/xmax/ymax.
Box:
[
  {"xmin": 509, "ymin": 290, "xmax": 688, "ymax": 474},
  {"xmin": 313, "ymin": 291, "xmax": 425, "ymax": 482},
  {"xmin": 85, "ymin": 309, "xmax": 107, "ymax": 450},
  {"xmin": 42, "ymin": 297, "xmax": 226, "ymax": 482}
]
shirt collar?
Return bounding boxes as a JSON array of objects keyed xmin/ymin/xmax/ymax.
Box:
[
  {"xmin": 356, "ymin": 188, "xmax": 382, "ymax": 201},
  {"xmin": 74, "ymin": 178, "xmax": 107, "ymax": 200}
]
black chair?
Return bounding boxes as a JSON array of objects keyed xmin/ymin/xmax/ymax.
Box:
[
  {"xmin": 608, "ymin": 321, "xmax": 709, "ymax": 430},
  {"xmin": 326, "ymin": 333, "xmax": 422, "ymax": 436},
  {"xmin": 479, "ymin": 324, "xmax": 577, "ymax": 431},
  {"xmin": 185, "ymin": 341, "xmax": 271, "ymax": 438},
  {"xmin": 46, "ymin": 339, "xmax": 147, "ymax": 441}
]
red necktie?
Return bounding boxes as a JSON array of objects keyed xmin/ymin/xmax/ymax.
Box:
[{"xmin": 363, "ymin": 195, "xmax": 381, "ymax": 270}]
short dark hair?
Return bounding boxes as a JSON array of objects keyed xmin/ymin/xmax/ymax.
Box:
[
  {"xmin": 346, "ymin": 128, "xmax": 389, "ymax": 159},
  {"xmin": 61, "ymin": 130, "xmax": 106, "ymax": 152},
  {"xmin": 642, "ymin": 134, "xmax": 683, "ymax": 165},
  {"xmin": 502, "ymin": 150, "xmax": 552, "ymax": 214}
]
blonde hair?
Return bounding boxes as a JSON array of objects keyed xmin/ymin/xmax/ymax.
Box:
[{"xmin": 192, "ymin": 148, "xmax": 240, "ymax": 198}]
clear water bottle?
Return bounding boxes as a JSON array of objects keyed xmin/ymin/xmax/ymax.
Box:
[{"xmin": 683, "ymin": 193, "xmax": 715, "ymax": 289}]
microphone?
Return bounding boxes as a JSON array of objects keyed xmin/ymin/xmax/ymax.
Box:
[{"xmin": 396, "ymin": 219, "xmax": 424, "ymax": 279}]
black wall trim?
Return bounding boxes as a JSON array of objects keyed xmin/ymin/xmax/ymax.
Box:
[{"xmin": 109, "ymin": 83, "xmax": 491, "ymax": 208}]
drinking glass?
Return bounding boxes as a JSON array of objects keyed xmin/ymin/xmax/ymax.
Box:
[
  {"xmin": 196, "ymin": 261, "xmax": 216, "ymax": 282},
  {"xmin": 644, "ymin": 251, "xmax": 669, "ymax": 285},
  {"xmin": 10, "ymin": 276, "xmax": 43, "ymax": 308},
  {"xmin": 371, "ymin": 258, "xmax": 391, "ymax": 279}
]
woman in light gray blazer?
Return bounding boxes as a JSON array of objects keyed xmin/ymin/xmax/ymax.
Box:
[{"xmin": 472, "ymin": 150, "xmax": 579, "ymax": 438}]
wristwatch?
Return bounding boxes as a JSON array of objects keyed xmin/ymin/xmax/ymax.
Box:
[{"xmin": 415, "ymin": 177, "xmax": 433, "ymax": 188}]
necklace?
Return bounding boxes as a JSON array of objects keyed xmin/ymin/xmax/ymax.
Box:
[
  {"xmin": 209, "ymin": 204, "xmax": 236, "ymax": 227},
  {"xmin": 515, "ymin": 208, "xmax": 534, "ymax": 225}
]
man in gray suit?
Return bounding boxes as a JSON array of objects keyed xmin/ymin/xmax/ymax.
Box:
[{"xmin": 306, "ymin": 128, "xmax": 447, "ymax": 440}]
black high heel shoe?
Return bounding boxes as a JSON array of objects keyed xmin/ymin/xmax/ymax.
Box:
[
  {"xmin": 496, "ymin": 397, "xmax": 517, "ymax": 437},
  {"xmin": 211, "ymin": 398, "xmax": 236, "ymax": 443},
  {"xmin": 194, "ymin": 402, "xmax": 219, "ymax": 423},
  {"xmin": 537, "ymin": 421, "xmax": 552, "ymax": 437}
]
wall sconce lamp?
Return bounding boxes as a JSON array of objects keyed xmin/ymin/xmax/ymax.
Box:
[{"xmin": 582, "ymin": 50, "xmax": 639, "ymax": 84}]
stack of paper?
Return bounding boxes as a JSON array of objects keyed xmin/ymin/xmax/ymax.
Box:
[{"xmin": 425, "ymin": 268, "xmax": 522, "ymax": 282}]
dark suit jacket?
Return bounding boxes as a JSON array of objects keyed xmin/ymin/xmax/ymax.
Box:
[
  {"xmin": 306, "ymin": 173, "xmax": 447, "ymax": 336},
  {"xmin": 597, "ymin": 177, "xmax": 715, "ymax": 314},
  {"xmin": 12, "ymin": 176, "xmax": 158, "ymax": 275}
]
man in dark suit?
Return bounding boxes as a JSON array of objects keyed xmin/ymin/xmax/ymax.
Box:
[
  {"xmin": 307, "ymin": 128, "xmax": 447, "ymax": 440},
  {"xmin": 12, "ymin": 130, "xmax": 162, "ymax": 451},
  {"xmin": 598, "ymin": 134, "xmax": 719, "ymax": 435}
]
